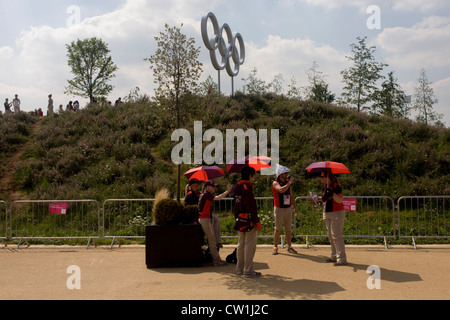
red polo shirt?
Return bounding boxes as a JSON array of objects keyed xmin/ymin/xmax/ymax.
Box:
[
  {"xmin": 323, "ymin": 183, "xmax": 345, "ymax": 212},
  {"xmin": 198, "ymin": 191, "xmax": 215, "ymax": 219}
]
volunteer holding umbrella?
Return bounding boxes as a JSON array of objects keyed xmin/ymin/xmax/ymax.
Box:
[
  {"xmin": 184, "ymin": 178, "xmax": 202, "ymax": 206},
  {"xmin": 306, "ymin": 161, "xmax": 350, "ymax": 266},
  {"xmin": 184, "ymin": 166, "xmax": 225, "ymax": 206},
  {"xmin": 184, "ymin": 166, "xmax": 229, "ymax": 266}
]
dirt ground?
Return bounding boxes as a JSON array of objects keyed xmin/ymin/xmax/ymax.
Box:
[{"xmin": 0, "ymin": 244, "xmax": 448, "ymax": 301}]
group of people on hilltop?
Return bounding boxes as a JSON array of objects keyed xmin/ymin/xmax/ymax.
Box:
[
  {"xmin": 3, "ymin": 94, "xmax": 126, "ymax": 117},
  {"xmin": 38, "ymin": 95, "xmax": 80, "ymax": 116},
  {"xmin": 184, "ymin": 164, "xmax": 348, "ymax": 278},
  {"xmin": 2, "ymin": 94, "xmax": 80, "ymax": 117},
  {"xmin": 3, "ymin": 94, "xmax": 21, "ymax": 115}
]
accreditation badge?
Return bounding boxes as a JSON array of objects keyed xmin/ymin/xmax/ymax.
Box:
[{"xmin": 283, "ymin": 195, "xmax": 291, "ymax": 206}]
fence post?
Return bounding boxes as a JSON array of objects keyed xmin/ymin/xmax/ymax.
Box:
[{"xmin": 1, "ymin": 201, "xmax": 9, "ymax": 245}]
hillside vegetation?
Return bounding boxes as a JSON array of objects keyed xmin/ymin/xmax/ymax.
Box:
[{"xmin": 1, "ymin": 94, "xmax": 449, "ymax": 203}]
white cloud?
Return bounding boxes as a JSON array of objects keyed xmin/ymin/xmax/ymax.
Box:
[
  {"xmin": 0, "ymin": 0, "xmax": 217, "ymax": 111},
  {"xmin": 433, "ymin": 77, "xmax": 450, "ymax": 126},
  {"xmin": 391, "ymin": 0, "xmax": 449, "ymax": 13},
  {"xmin": 0, "ymin": 0, "xmax": 448, "ymax": 126},
  {"xmin": 240, "ymin": 35, "xmax": 348, "ymax": 93},
  {"xmin": 374, "ymin": 16, "xmax": 450, "ymax": 69},
  {"xmin": 296, "ymin": 0, "xmax": 450, "ymax": 12}
]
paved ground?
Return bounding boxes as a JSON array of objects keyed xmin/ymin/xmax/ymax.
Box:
[{"xmin": 0, "ymin": 244, "xmax": 449, "ymax": 300}]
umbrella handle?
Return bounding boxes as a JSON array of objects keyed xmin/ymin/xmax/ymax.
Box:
[{"xmin": 327, "ymin": 172, "xmax": 329, "ymax": 188}]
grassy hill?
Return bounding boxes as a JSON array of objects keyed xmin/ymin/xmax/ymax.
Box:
[{"xmin": 1, "ymin": 93, "xmax": 449, "ymax": 203}]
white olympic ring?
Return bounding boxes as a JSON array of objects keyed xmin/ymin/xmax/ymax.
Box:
[{"xmin": 201, "ymin": 12, "xmax": 245, "ymax": 77}]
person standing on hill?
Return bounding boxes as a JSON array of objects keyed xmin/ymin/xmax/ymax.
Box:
[
  {"xmin": 12, "ymin": 94, "xmax": 21, "ymax": 113},
  {"xmin": 272, "ymin": 164, "xmax": 298, "ymax": 255},
  {"xmin": 66, "ymin": 101, "xmax": 73, "ymax": 111},
  {"xmin": 48, "ymin": 94, "xmax": 54, "ymax": 116},
  {"xmin": 4, "ymin": 98, "xmax": 12, "ymax": 113}
]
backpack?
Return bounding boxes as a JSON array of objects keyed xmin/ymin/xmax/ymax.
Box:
[{"xmin": 233, "ymin": 183, "xmax": 254, "ymax": 232}]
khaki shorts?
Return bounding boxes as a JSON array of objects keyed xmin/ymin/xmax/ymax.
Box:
[{"xmin": 274, "ymin": 206, "xmax": 293, "ymax": 231}]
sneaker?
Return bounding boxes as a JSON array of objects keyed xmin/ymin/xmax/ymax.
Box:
[
  {"xmin": 272, "ymin": 247, "xmax": 278, "ymax": 255},
  {"xmin": 325, "ymin": 258, "xmax": 337, "ymax": 263},
  {"xmin": 214, "ymin": 260, "xmax": 228, "ymax": 266},
  {"xmin": 287, "ymin": 246, "xmax": 297, "ymax": 254},
  {"xmin": 244, "ymin": 271, "xmax": 262, "ymax": 278},
  {"xmin": 334, "ymin": 260, "xmax": 348, "ymax": 266}
]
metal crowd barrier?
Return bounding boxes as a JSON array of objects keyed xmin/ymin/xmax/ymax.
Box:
[
  {"xmin": 1, "ymin": 201, "xmax": 7, "ymax": 243},
  {"xmin": 9, "ymin": 200, "xmax": 100, "ymax": 248},
  {"xmin": 397, "ymin": 196, "xmax": 449, "ymax": 249},
  {"xmin": 100, "ymin": 197, "xmax": 283, "ymax": 247},
  {"xmin": 214, "ymin": 197, "xmax": 284, "ymax": 244},
  {"xmin": 1, "ymin": 195, "xmax": 448, "ymax": 249},
  {"xmin": 102, "ymin": 199, "xmax": 154, "ymax": 248},
  {"xmin": 294, "ymin": 196, "xmax": 396, "ymax": 249}
]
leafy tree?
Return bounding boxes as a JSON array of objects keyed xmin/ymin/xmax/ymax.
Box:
[
  {"xmin": 341, "ymin": 36, "xmax": 387, "ymax": 112},
  {"xmin": 305, "ymin": 62, "xmax": 334, "ymax": 103},
  {"xmin": 413, "ymin": 69, "xmax": 442, "ymax": 126},
  {"xmin": 200, "ymin": 75, "xmax": 219, "ymax": 96},
  {"xmin": 305, "ymin": 62, "xmax": 324, "ymax": 89},
  {"xmin": 125, "ymin": 86, "xmax": 151, "ymax": 103},
  {"xmin": 65, "ymin": 37, "xmax": 118, "ymax": 102},
  {"xmin": 372, "ymin": 71, "xmax": 406, "ymax": 117},
  {"xmin": 268, "ymin": 73, "xmax": 284, "ymax": 95},
  {"xmin": 242, "ymin": 68, "xmax": 268, "ymax": 95},
  {"xmin": 145, "ymin": 23, "xmax": 203, "ymax": 201},
  {"xmin": 145, "ymin": 24, "xmax": 202, "ymax": 127},
  {"xmin": 310, "ymin": 82, "xmax": 335, "ymax": 104},
  {"xmin": 286, "ymin": 76, "xmax": 302, "ymax": 99}
]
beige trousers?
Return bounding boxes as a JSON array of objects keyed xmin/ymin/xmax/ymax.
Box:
[
  {"xmin": 236, "ymin": 228, "xmax": 258, "ymax": 275},
  {"xmin": 199, "ymin": 215, "xmax": 222, "ymax": 264},
  {"xmin": 323, "ymin": 210, "xmax": 347, "ymax": 262}
]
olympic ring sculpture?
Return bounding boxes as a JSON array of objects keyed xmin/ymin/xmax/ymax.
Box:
[{"xmin": 201, "ymin": 12, "xmax": 245, "ymax": 77}]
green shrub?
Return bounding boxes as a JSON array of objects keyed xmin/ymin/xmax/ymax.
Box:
[
  {"xmin": 181, "ymin": 205, "xmax": 199, "ymax": 225},
  {"xmin": 153, "ymin": 198, "xmax": 184, "ymax": 225}
]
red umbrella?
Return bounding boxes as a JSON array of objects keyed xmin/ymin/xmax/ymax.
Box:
[
  {"xmin": 305, "ymin": 161, "xmax": 351, "ymax": 176},
  {"xmin": 184, "ymin": 166, "xmax": 225, "ymax": 181},
  {"xmin": 227, "ymin": 156, "xmax": 271, "ymax": 174}
]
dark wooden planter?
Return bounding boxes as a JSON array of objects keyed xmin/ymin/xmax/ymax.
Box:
[{"xmin": 146, "ymin": 224, "xmax": 204, "ymax": 268}]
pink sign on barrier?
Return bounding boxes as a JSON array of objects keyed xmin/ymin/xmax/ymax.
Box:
[
  {"xmin": 343, "ymin": 198, "xmax": 357, "ymax": 212},
  {"xmin": 49, "ymin": 203, "xmax": 67, "ymax": 215}
]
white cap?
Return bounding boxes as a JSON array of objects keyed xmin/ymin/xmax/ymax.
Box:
[{"xmin": 275, "ymin": 164, "xmax": 291, "ymax": 179}]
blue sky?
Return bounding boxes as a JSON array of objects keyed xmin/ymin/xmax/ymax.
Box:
[{"xmin": 1, "ymin": 0, "xmax": 449, "ymax": 125}]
